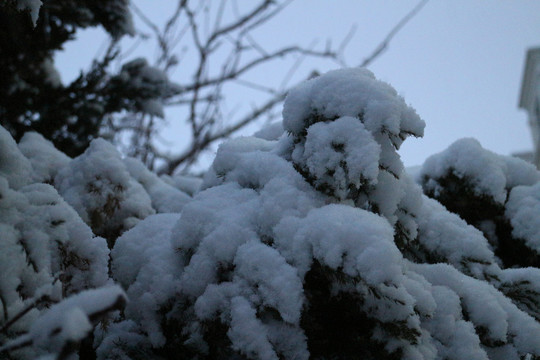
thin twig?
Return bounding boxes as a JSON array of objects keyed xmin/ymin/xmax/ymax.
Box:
[{"xmin": 360, "ymin": 0, "xmax": 429, "ymax": 67}]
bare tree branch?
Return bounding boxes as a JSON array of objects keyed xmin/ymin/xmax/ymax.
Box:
[
  {"xmin": 109, "ymin": 0, "xmax": 355, "ymax": 174},
  {"xmin": 360, "ymin": 0, "xmax": 429, "ymax": 67},
  {"xmin": 177, "ymin": 46, "xmax": 338, "ymax": 94},
  {"xmin": 158, "ymin": 92, "xmax": 286, "ymax": 175}
]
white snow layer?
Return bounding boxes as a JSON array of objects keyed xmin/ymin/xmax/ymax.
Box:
[
  {"xmin": 18, "ymin": 132, "xmax": 70, "ymax": 184},
  {"xmin": 1, "ymin": 286, "xmax": 126, "ymax": 357},
  {"xmin": 420, "ymin": 138, "xmax": 540, "ymax": 204},
  {"xmin": 282, "ymin": 67, "xmax": 425, "ymax": 147},
  {"xmin": 0, "ymin": 176, "xmax": 109, "ymax": 328},
  {"xmin": 111, "ymin": 213, "xmax": 182, "ymax": 347},
  {"xmin": 54, "ymin": 138, "xmax": 156, "ymax": 238},
  {"xmin": 124, "ymin": 157, "xmax": 190, "ymax": 213},
  {"xmin": 506, "ymin": 182, "xmax": 540, "ymax": 252},
  {"xmin": 0, "ymin": 125, "xmax": 33, "ymax": 189}
]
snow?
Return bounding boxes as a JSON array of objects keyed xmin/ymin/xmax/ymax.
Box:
[
  {"xmin": 415, "ymin": 195, "xmax": 499, "ymax": 279},
  {"xmin": 0, "ymin": 125, "xmax": 33, "ymax": 190},
  {"xmin": 55, "ymin": 138, "xmax": 155, "ymax": 240},
  {"xmin": 0, "ymin": 174, "xmax": 109, "ymax": 334},
  {"xmin": 254, "ymin": 121, "xmax": 285, "ymax": 141},
  {"xmin": 26, "ymin": 286, "xmax": 124, "ymax": 354},
  {"xmin": 282, "ymin": 68, "xmax": 425, "ymax": 147},
  {"xmin": 420, "ymin": 138, "xmax": 540, "ymax": 204},
  {"xmin": 124, "ymin": 157, "xmax": 190, "ymax": 213},
  {"xmin": 111, "ymin": 213, "xmax": 182, "ymax": 347},
  {"xmin": 291, "ymin": 117, "xmax": 381, "ymax": 200},
  {"xmin": 412, "ymin": 262, "xmax": 540, "ymax": 357},
  {"xmin": 160, "ymin": 174, "xmax": 202, "ymax": 196},
  {"xmin": 18, "ymin": 132, "xmax": 70, "ymax": 184},
  {"xmin": 505, "ymin": 182, "xmax": 540, "ymax": 252},
  {"xmin": 227, "ymin": 296, "xmax": 280, "ymax": 360},
  {"xmin": 233, "ymin": 241, "xmax": 303, "ymax": 324},
  {"xmin": 275, "ymin": 204, "xmax": 400, "ymax": 281},
  {"xmin": 154, "ymin": 69, "xmax": 433, "ymax": 357},
  {"xmin": 103, "ymin": 68, "xmax": 540, "ymax": 358}
]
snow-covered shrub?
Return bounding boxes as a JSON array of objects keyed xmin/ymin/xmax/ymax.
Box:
[
  {"xmin": 52, "ymin": 138, "xmax": 193, "ymax": 247},
  {"xmin": 1, "ymin": 286, "xmax": 126, "ymax": 360},
  {"xmin": 54, "ymin": 139, "xmax": 156, "ymax": 247},
  {"xmin": 4, "ymin": 68, "xmax": 540, "ymax": 359},
  {"xmin": 17, "ymin": 132, "xmax": 71, "ymax": 184},
  {"xmin": 0, "ymin": 126, "xmax": 33, "ymax": 190},
  {"xmin": 419, "ymin": 138, "xmax": 540, "ymax": 323},
  {"xmin": 123, "ymin": 158, "xmax": 191, "ymax": 213},
  {"xmin": 419, "ymin": 138, "xmax": 540, "ymax": 268},
  {"xmin": 0, "ymin": 128, "xmax": 112, "ymax": 359},
  {"xmin": 102, "ymin": 68, "xmax": 540, "ymax": 359},
  {"xmin": 0, "ymin": 125, "xmax": 193, "ymax": 359},
  {"xmin": 95, "ymin": 214, "xmax": 183, "ymax": 359},
  {"xmin": 283, "ymin": 68, "xmax": 426, "ymax": 252}
]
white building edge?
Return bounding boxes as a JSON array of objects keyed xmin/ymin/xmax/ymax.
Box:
[{"xmin": 519, "ymin": 47, "xmax": 540, "ymax": 168}]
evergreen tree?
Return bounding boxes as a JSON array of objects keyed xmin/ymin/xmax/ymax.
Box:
[
  {"xmin": 0, "ymin": 0, "xmax": 179, "ymax": 157},
  {"xmin": 0, "ymin": 125, "xmax": 114, "ymax": 359},
  {"xmin": 419, "ymin": 138, "xmax": 540, "ymax": 268}
]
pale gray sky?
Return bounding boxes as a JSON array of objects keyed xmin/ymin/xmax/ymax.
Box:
[{"xmin": 56, "ymin": 1, "xmax": 540, "ymax": 168}]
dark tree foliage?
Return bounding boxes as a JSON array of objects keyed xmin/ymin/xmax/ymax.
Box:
[
  {"xmin": 420, "ymin": 169, "xmax": 540, "ymax": 269},
  {"xmin": 0, "ymin": 0, "xmax": 178, "ymax": 157}
]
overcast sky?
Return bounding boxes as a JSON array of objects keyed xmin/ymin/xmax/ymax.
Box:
[{"xmin": 57, "ymin": 1, "xmax": 540, "ymax": 168}]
